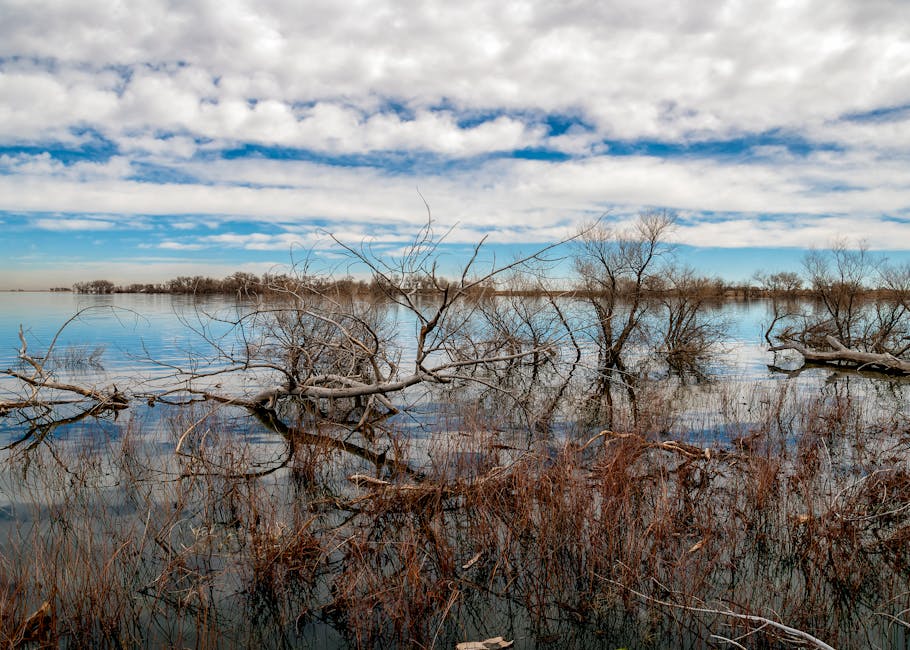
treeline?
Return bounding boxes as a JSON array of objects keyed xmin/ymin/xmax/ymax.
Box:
[
  {"xmin": 61, "ymin": 275, "xmax": 791, "ymax": 299},
  {"xmin": 64, "ymin": 252, "xmax": 907, "ymax": 301},
  {"xmin": 71, "ymin": 273, "xmax": 385, "ymax": 296},
  {"xmin": 68, "ymin": 275, "xmax": 735, "ymax": 298},
  {"xmin": 68, "ymin": 271, "xmax": 752, "ymax": 298},
  {"xmin": 62, "ymin": 272, "xmax": 810, "ymax": 300}
]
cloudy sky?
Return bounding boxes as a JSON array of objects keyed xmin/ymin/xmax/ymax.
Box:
[{"xmin": 2, "ymin": 0, "xmax": 910, "ymax": 288}]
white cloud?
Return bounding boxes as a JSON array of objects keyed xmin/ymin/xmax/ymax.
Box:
[
  {"xmin": 168, "ymin": 220, "xmax": 205, "ymax": 230},
  {"xmin": 0, "ymin": 152, "xmax": 64, "ymax": 175},
  {"xmin": 671, "ymin": 214, "xmax": 910, "ymax": 250},
  {"xmin": 1, "ymin": 1, "xmax": 909, "ymax": 149},
  {"xmin": 0, "ymin": 152, "xmax": 132, "ymax": 180},
  {"xmin": 32, "ymin": 217, "xmax": 118, "ymax": 231},
  {"xmin": 2, "ymin": 0, "xmax": 910, "ymax": 274},
  {"xmin": 2, "ymin": 144, "xmax": 910, "ymax": 250},
  {"xmin": 115, "ymin": 134, "xmax": 200, "ymax": 160},
  {"xmin": 201, "ymin": 232, "xmax": 317, "ymax": 250},
  {"xmin": 157, "ymin": 241, "xmax": 205, "ymax": 250}
]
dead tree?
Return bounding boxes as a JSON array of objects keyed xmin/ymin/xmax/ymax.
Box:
[
  {"xmin": 653, "ymin": 265, "xmax": 726, "ymax": 377},
  {"xmin": 2, "ymin": 308, "xmax": 130, "ymax": 414},
  {"xmin": 150, "ymin": 219, "xmax": 578, "ymax": 433},
  {"xmin": 770, "ymin": 335, "xmax": 910, "ymax": 374},
  {"xmin": 1, "ymin": 222, "xmax": 581, "ymax": 471},
  {"xmin": 766, "ymin": 243, "xmax": 910, "ymax": 374},
  {"xmin": 573, "ymin": 211, "xmax": 675, "ymax": 423},
  {"xmin": 801, "ymin": 240, "xmax": 876, "ymax": 348}
]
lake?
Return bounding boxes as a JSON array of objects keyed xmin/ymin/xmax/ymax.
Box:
[
  {"xmin": 2, "ymin": 291, "xmax": 910, "ymax": 648},
  {"xmin": 1, "ymin": 291, "xmax": 905, "ymax": 445}
]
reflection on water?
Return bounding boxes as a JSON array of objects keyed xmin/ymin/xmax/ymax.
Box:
[
  {"xmin": 2, "ymin": 291, "xmax": 909, "ymax": 447},
  {"xmin": 3, "ymin": 292, "xmax": 910, "ymax": 648}
]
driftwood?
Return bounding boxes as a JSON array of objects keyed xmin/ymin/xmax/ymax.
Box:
[
  {"xmin": 4, "ymin": 368, "xmax": 129, "ymax": 407},
  {"xmin": 346, "ymin": 462, "xmax": 513, "ymax": 504},
  {"xmin": 4, "ymin": 316, "xmax": 131, "ymax": 412},
  {"xmin": 770, "ymin": 335, "xmax": 910, "ymax": 374},
  {"xmin": 456, "ymin": 638, "xmax": 513, "ymax": 650}
]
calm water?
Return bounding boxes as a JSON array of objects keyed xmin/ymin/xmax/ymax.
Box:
[
  {"xmin": 0, "ymin": 292, "xmax": 237, "ymax": 372},
  {"xmin": 0, "ymin": 291, "xmax": 768, "ymax": 374},
  {"xmin": 3, "ymin": 292, "xmax": 910, "ymax": 648},
  {"xmin": 1, "ymin": 291, "xmax": 907, "ymax": 446}
]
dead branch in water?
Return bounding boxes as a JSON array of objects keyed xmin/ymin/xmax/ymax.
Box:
[
  {"xmin": 3, "ymin": 308, "xmax": 134, "ymax": 412},
  {"xmin": 771, "ymin": 334, "xmax": 910, "ymax": 374},
  {"xmin": 601, "ymin": 578, "xmax": 836, "ymax": 650}
]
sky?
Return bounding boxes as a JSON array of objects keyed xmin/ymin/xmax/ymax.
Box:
[{"xmin": 2, "ymin": 0, "xmax": 910, "ymax": 289}]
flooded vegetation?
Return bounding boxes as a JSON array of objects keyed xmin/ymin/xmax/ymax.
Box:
[{"xmin": 3, "ymin": 219, "xmax": 910, "ymax": 648}]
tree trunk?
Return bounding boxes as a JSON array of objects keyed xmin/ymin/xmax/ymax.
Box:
[{"xmin": 770, "ymin": 335, "xmax": 910, "ymax": 374}]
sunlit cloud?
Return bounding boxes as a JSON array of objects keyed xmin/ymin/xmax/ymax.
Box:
[
  {"xmin": 1, "ymin": 0, "xmax": 910, "ymax": 286},
  {"xmin": 32, "ymin": 217, "xmax": 118, "ymax": 231},
  {"xmin": 157, "ymin": 241, "xmax": 205, "ymax": 250}
]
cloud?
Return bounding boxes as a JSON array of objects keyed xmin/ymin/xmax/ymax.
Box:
[
  {"xmin": 671, "ymin": 215, "xmax": 910, "ymax": 250},
  {"xmin": 157, "ymin": 241, "xmax": 205, "ymax": 250},
  {"xmin": 2, "ymin": 1, "xmax": 909, "ymax": 149},
  {"xmin": 115, "ymin": 134, "xmax": 200, "ymax": 161},
  {"xmin": 32, "ymin": 217, "xmax": 118, "ymax": 231},
  {"xmin": 2, "ymin": 146, "xmax": 909, "ymax": 234},
  {"xmin": 201, "ymin": 232, "xmax": 316, "ymax": 250},
  {"xmin": 2, "ymin": 0, "xmax": 910, "ymax": 287},
  {"xmin": 0, "ymin": 152, "xmax": 132, "ymax": 180}
]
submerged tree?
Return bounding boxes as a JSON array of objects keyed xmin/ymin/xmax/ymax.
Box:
[
  {"xmin": 3, "ymin": 212, "xmax": 738, "ymax": 463},
  {"xmin": 3, "ymin": 219, "xmax": 580, "ymax": 462},
  {"xmin": 767, "ymin": 241, "xmax": 910, "ymax": 375},
  {"xmin": 652, "ymin": 266, "xmax": 726, "ymax": 376},
  {"xmin": 574, "ymin": 211, "xmax": 675, "ymax": 385},
  {"xmin": 802, "ymin": 239, "xmax": 877, "ymax": 348},
  {"xmin": 572, "ymin": 212, "xmax": 729, "ymax": 424}
]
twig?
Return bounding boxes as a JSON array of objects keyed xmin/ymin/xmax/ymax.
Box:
[{"xmin": 599, "ymin": 577, "xmax": 835, "ymax": 650}]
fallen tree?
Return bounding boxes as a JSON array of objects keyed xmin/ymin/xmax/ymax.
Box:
[
  {"xmin": 155, "ymin": 219, "xmax": 578, "ymax": 430},
  {"xmin": 770, "ymin": 334, "xmax": 910, "ymax": 374},
  {"xmin": 2, "ymin": 219, "xmax": 582, "ymax": 457},
  {"xmin": 2, "ymin": 312, "xmax": 130, "ymax": 416}
]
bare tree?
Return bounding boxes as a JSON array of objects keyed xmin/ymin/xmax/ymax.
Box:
[
  {"xmin": 141, "ymin": 220, "xmax": 579, "ymax": 438},
  {"xmin": 653, "ymin": 266, "xmax": 726, "ymax": 376},
  {"xmin": 767, "ymin": 242, "xmax": 910, "ymax": 374},
  {"xmin": 443, "ymin": 271, "xmax": 579, "ymax": 431},
  {"xmin": 801, "ymin": 239, "xmax": 876, "ymax": 348},
  {"xmin": 753, "ymin": 270, "xmax": 804, "ymax": 346},
  {"xmin": 574, "ymin": 211, "xmax": 675, "ymax": 386},
  {"xmin": 2, "ymin": 308, "xmax": 130, "ymax": 413},
  {"xmin": 571, "ymin": 211, "xmax": 676, "ymax": 427},
  {"xmin": 869, "ymin": 262, "xmax": 910, "ymax": 355}
]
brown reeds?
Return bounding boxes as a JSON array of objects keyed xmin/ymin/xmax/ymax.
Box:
[{"xmin": 2, "ymin": 376, "xmax": 910, "ymax": 648}]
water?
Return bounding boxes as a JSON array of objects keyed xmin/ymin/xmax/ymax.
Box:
[
  {"xmin": 0, "ymin": 292, "xmax": 904, "ymax": 412},
  {"xmin": 0, "ymin": 292, "xmax": 768, "ymax": 372},
  {"xmin": 0, "ymin": 291, "xmax": 903, "ymax": 435},
  {"xmin": 3, "ymin": 292, "xmax": 910, "ymax": 647},
  {"xmin": 0, "ymin": 291, "xmax": 799, "ymax": 493},
  {"xmin": 0, "ymin": 291, "xmax": 240, "ymax": 373}
]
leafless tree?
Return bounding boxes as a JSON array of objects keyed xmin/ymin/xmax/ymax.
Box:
[
  {"xmin": 869, "ymin": 262, "xmax": 910, "ymax": 355},
  {"xmin": 573, "ymin": 212, "xmax": 675, "ymax": 411},
  {"xmin": 801, "ymin": 239, "xmax": 876, "ymax": 348},
  {"xmin": 767, "ymin": 241, "xmax": 910, "ymax": 374},
  {"xmin": 2, "ymin": 220, "xmax": 587, "ymax": 479},
  {"xmin": 652, "ymin": 266, "xmax": 726, "ymax": 376},
  {"xmin": 144, "ymin": 220, "xmax": 580, "ymax": 439},
  {"xmin": 753, "ymin": 270, "xmax": 804, "ymax": 346}
]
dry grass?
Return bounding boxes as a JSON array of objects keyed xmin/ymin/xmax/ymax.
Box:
[{"xmin": 2, "ymin": 383, "xmax": 910, "ymax": 648}]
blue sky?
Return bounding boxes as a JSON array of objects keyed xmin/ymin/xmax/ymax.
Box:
[{"xmin": 2, "ymin": 0, "xmax": 910, "ymax": 289}]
